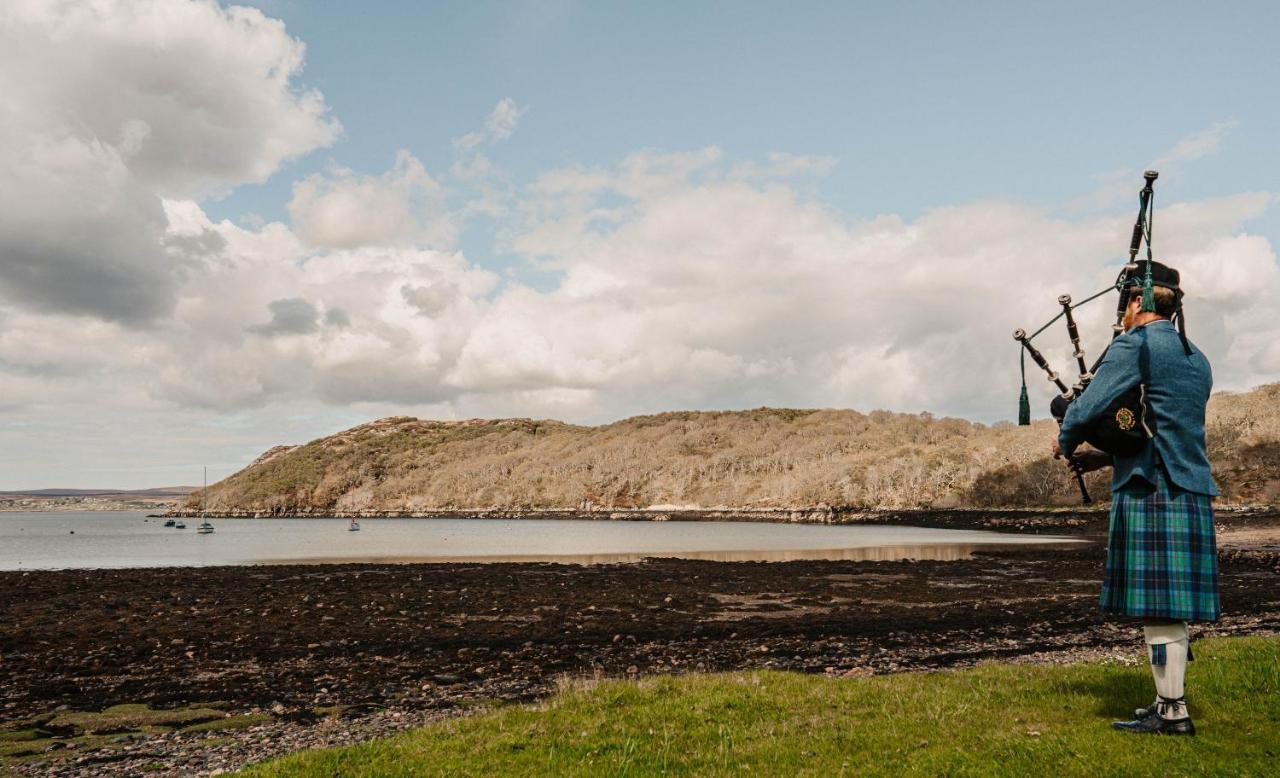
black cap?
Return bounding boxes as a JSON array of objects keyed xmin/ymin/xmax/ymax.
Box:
[{"xmin": 1120, "ymin": 260, "xmax": 1181, "ymax": 292}]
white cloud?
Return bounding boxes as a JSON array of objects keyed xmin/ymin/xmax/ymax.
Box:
[
  {"xmin": 486, "ymin": 97, "xmax": 527, "ymax": 140},
  {"xmin": 290, "ymin": 98, "xmax": 531, "ymax": 252},
  {"xmin": 453, "ymin": 97, "xmax": 528, "ymax": 151},
  {"xmin": 0, "ymin": 0, "xmax": 338, "ymax": 322},
  {"xmin": 452, "ymin": 132, "xmax": 485, "ymax": 153},
  {"xmin": 461, "ymin": 155, "xmax": 1279, "ymax": 422},
  {"xmin": 142, "ymin": 204, "xmax": 499, "ymax": 410},
  {"xmin": 1, "ymin": 150, "xmax": 1276, "ymax": 489},
  {"xmin": 1152, "ymin": 121, "xmax": 1240, "ymax": 168},
  {"xmin": 729, "ymin": 152, "xmax": 839, "ymax": 180},
  {"xmin": 247, "ymin": 298, "xmax": 321, "ymax": 336},
  {"xmin": 1067, "ymin": 120, "xmax": 1242, "ymax": 214},
  {"xmin": 288, "ymin": 151, "xmax": 453, "ymax": 249},
  {"xmin": 4, "ymin": 134, "xmax": 1275, "ymax": 439}
]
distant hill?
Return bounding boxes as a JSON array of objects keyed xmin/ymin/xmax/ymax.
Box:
[
  {"xmin": 179, "ymin": 385, "xmax": 1280, "ymax": 516},
  {"xmin": 1, "ymin": 487, "xmax": 197, "ymax": 498},
  {"xmin": 1, "ymin": 487, "xmax": 197, "ymax": 512}
]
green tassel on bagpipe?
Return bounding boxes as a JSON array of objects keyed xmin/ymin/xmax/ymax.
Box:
[
  {"xmin": 1140, "ymin": 200, "xmax": 1157, "ymax": 313},
  {"xmin": 1017, "ymin": 349, "xmax": 1031, "ymax": 425}
]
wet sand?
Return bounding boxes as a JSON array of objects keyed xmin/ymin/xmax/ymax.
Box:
[
  {"xmin": 252, "ymin": 539, "xmax": 1086, "ymax": 566},
  {"xmin": 2, "ymin": 510, "xmax": 1278, "ymax": 776}
]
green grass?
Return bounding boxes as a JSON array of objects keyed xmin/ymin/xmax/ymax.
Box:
[
  {"xmin": 238, "ymin": 636, "xmax": 1279, "ymax": 777},
  {"xmin": 45, "ymin": 702, "xmax": 227, "ymax": 733},
  {"xmin": 0, "ymin": 703, "xmax": 255, "ymax": 770}
]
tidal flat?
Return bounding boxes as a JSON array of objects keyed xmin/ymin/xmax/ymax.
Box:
[{"xmin": 2, "ymin": 510, "xmax": 1278, "ymax": 776}]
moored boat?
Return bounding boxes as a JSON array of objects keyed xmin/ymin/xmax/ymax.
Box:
[{"xmin": 196, "ymin": 466, "xmax": 215, "ymax": 534}]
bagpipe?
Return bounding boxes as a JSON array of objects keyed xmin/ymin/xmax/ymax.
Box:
[{"xmin": 1012, "ymin": 170, "xmax": 1185, "ymax": 504}]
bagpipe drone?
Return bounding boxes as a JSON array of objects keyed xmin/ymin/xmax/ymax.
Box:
[{"xmin": 1012, "ymin": 170, "xmax": 1191, "ymax": 504}]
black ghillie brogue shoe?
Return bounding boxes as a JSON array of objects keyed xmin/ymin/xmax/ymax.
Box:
[
  {"xmin": 1113, "ymin": 697, "xmax": 1195, "ymax": 735},
  {"xmin": 1111, "ymin": 715, "xmax": 1195, "ymax": 736},
  {"xmin": 1133, "ymin": 701, "xmax": 1158, "ymax": 720}
]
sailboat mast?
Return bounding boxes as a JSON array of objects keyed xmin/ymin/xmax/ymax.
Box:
[{"xmin": 196, "ymin": 465, "xmax": 215, "ymax": 533}]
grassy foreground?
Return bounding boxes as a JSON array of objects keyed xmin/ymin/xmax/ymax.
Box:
[{"xmin": 240, "ymin": 636, "xmax": 1279, "ymax": 777}]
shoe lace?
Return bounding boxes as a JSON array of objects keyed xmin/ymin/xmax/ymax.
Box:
[{"xmin": 1156, "ymin": 695, "xmax": 1185, "ymax": 718}]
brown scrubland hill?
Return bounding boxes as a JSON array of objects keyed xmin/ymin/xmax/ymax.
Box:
[{"xmin": 185, "ymin": 384, "xmax": 1280, "ymax": 515}]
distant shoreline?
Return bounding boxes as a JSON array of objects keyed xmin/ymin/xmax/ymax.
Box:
[
  {"xmin": 164, "ymin": 505, "xmax": 1108, "ymax": 532},
  {"xmin": 0, "ymin": 502, "xmax": 181, "ymax": 512},
  {"xmin": 160, "ymin": 504, "xmax": 1280, "ymax": 538},
  {"xmin": 1, "ymin": 487, "xmax": 193, "ymax": 513}
]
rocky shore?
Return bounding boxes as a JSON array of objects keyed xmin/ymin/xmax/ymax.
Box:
[
  {"xmin": 3, "ymin": 510, "xmax": 1278, "ymax": 776},
  {"xmin": 160, "ymin": 504, "xmax": 1275, "ymax": 534},
  {"xmin": 163, "ymin": 505, "xmax": 1117, "ymax": 527}
]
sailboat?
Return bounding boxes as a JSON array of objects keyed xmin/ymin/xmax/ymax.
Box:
[
  {"xmin": 348, "ymin": 518, "xmax": 361, "ymax": 532},
  {"xmin": 197, "ymin": 466, "xmax": 215, "ymax": 534}
]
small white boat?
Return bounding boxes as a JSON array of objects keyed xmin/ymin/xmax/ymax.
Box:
[
  {"xmin": 174, "ymin": 521, "xmax": 187, "ymax": 529},
  {"xmin": 196, "ymin": 466, "xmax": 214, "ymax": 534},
  {"xmin": 348, "ymin": 519, "xmax": 361, "ymax": 532}
]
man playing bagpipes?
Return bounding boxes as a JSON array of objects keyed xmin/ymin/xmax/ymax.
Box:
[
  {"xmin": 1018, "ymin": 172, "xmax": 1219, "ymax": 736},
  {"xmin": 1053, "ymin": 260, "xmax": 1218, "ymax": 736}
]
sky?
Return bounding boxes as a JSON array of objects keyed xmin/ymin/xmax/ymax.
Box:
[{"xmin": 1, "ymin": 0, "xmax": 1278, "ymax": 488}]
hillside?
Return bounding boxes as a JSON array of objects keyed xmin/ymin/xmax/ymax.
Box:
[{"xmin": 180, "ymin": 384, "xmax": 1280, "ymax": 516}]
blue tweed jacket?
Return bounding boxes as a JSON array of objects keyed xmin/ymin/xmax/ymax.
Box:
[{"xmin": 1059, "ymin": 319, "xmax": 1218, "ymax": 496}]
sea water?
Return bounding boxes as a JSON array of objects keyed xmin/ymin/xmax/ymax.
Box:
[{"xmin": 0, "ymin": 511, "xmax": 1082, "ymax": 570}]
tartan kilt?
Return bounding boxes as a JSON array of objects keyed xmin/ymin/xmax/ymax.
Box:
[{"xmin": 1100, "ymin": 466, "xmax": 1220, "ymax": 622}]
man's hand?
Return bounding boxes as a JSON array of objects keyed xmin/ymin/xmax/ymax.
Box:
[
  {"xmin": 1051, "ymin": 440, "xmax": 1111, "ymax": 472},
  {"xmin": 1071, "ymin": 448, "xmax": 1112, "ymax": 473}
]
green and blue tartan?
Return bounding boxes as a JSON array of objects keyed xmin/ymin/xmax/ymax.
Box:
[{"xmin": 1100, "ymin": 466, "xmax": 1220, "ymax": 622}]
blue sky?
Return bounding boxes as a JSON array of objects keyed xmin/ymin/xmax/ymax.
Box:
[
  {"xmin": 1, "ymin": 1, "xmax": 1277, "ymax": 487},
  {"xmin": 215, "ymin": 0, "xmax": 1279, "ymax": 250}
]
